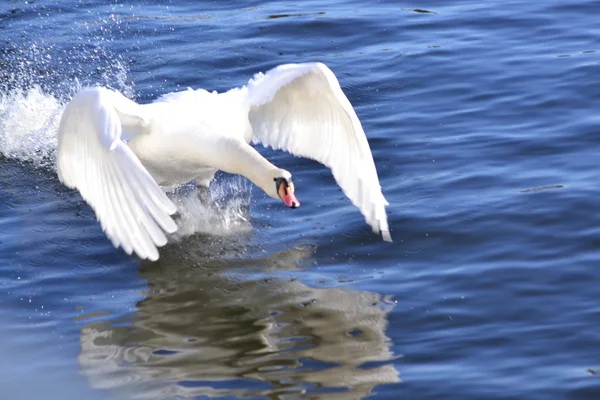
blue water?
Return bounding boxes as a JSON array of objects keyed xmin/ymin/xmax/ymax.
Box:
[{"xmin": 1, "ymin": 1, "xmax": 600, "ymax": 399}]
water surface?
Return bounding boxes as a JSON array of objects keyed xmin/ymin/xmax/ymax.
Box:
[{"xmin": 1, "ymin": 1, "xmax": 600, "ymax": 399}]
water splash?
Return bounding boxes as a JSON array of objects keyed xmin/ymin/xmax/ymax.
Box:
[
  {"xmin": 0, "ymin": 85, "xmax": 65, "ymax": 168},
  {"xmin": 167, "ymin": 177, "xmax": 253, "ymax": 239},
  {"xmin": 0, "ymin": 15, "xmax": 132, "ymax": 167}
]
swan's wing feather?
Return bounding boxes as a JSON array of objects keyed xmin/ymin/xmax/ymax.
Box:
[
  {"xmin": 57, "ymin": 87, "xmax": 177, "ymax": 261},
  {"xmin": 247, "ymin": 63, "xmax": 391, "ymax": 241}
]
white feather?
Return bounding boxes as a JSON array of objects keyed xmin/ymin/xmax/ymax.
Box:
[
  {"xmin": 246, "ymin": 62, "xmax": 391, "ymax": 241},
  {"xmin": 57, "ymin": 87, "xmax": 177, "ymax": 261}
]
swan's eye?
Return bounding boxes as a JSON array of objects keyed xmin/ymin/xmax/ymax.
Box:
[{"xmin": 275, "ymin": 177, "xmax": 295, "ymax": 196}]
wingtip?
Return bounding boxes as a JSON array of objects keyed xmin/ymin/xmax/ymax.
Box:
[
  {"xmin": 382, "ymin": 230, "xmax": 393, "ymax": 243},
  {"xmin": 142, "ymin": 246, "xmax": 160, "ymax": 262},
  {"xmin": 166, "ymin": 202, "xmax": 178, "ymax": 216}
]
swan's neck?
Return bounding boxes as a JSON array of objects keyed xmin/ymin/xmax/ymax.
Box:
[{"xmin": 223, "ymin": 141, "xmax": 280, "ymax": 199}]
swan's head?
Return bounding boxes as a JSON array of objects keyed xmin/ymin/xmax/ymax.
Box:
[{"xmin": 272, "ymin": 170, "xmax": 300, "ymax": 209}]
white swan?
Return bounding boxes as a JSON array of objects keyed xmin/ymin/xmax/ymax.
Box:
[{"xmin": 57, "ymin": 62, "xmax": 391, "ymax": 261}]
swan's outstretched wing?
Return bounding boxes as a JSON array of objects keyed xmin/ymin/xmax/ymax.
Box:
[
  {"xmin": 57, "ymin": 87, "xmax": 177, "ymax": 261},
  {"xmin": 246, "ymin": 62, "xmax": 391, "ymax": 241}
]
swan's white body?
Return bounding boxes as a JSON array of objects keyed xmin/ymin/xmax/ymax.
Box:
[{"xmin": 57, "ymin": 62, "xmax": 390, "ymax": 261}]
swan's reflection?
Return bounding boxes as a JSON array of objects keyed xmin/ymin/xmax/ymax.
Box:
[{"xmin": 78, "ymin": 236, "xmax": 399, "ymax": 399}]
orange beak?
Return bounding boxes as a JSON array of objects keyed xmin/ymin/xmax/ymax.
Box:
[{"xmin": 278, "ymin": 181, "xmax": 300, "ymax": 208}]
